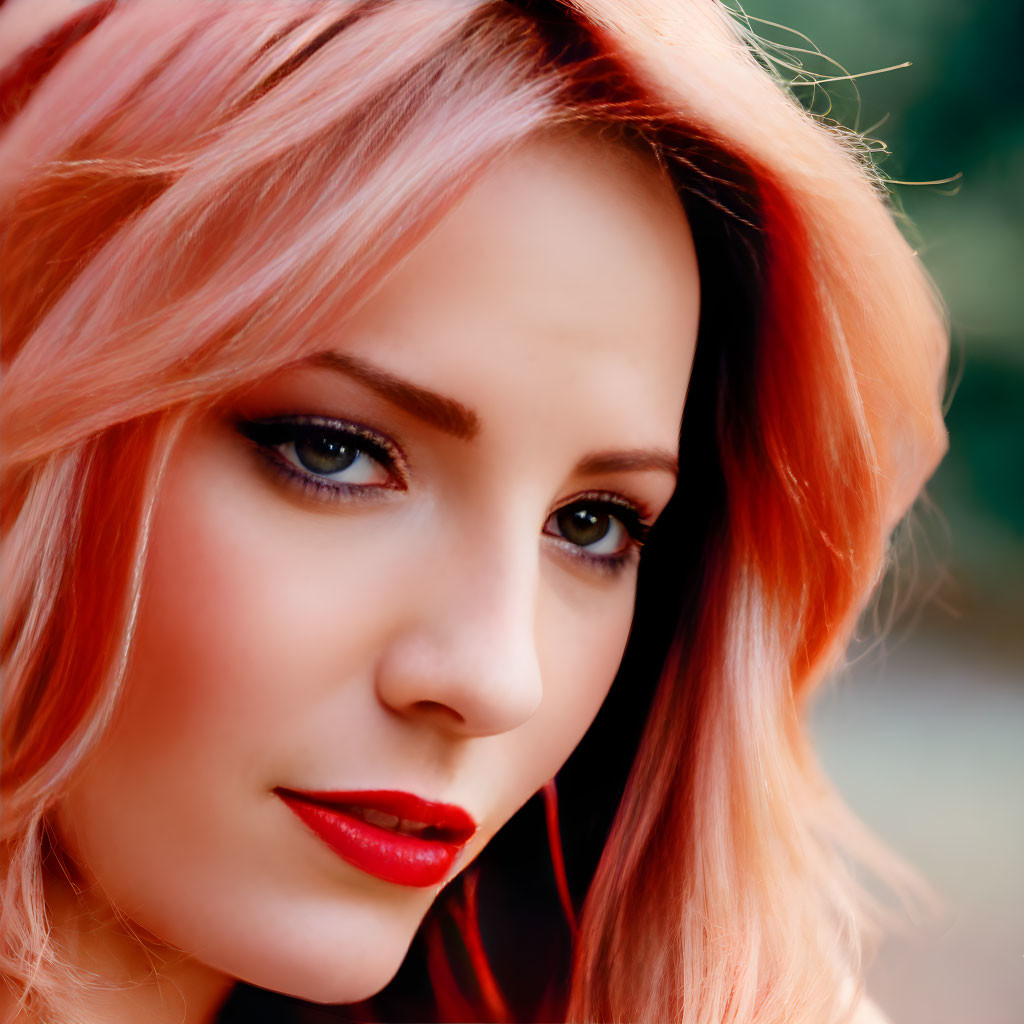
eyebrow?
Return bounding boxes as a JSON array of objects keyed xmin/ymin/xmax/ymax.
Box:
[
  {"xmin": 309, "ymin": 350, "xmax": 480, "ymax": 440},
  {"xmin": 304, "ymin": 349, "xmax": 679, "ymax": 479},
  {"xmin": 575, "ymin": 448, "xmax": 679, "ymax": 479}
]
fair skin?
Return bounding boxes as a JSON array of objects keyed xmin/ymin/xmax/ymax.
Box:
[{"xmin": 7, "ymin": 131, "xmax": 701, "ymax": 1024}]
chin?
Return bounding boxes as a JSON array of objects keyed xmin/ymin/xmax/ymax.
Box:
[
  {"xmin": 238, "ymin": 958, "xmax": 402, "ymax": 1007},
  {"xmin": 201, "ymin": 913, "xmax": 418, "ymax": 1006}
]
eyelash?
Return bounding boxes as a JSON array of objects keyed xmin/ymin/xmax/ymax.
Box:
[{"xmin": 235, "ymin": 415, "xmax": 651, "ymax": 574}]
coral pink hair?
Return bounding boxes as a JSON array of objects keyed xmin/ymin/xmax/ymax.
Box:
[{"xmin": 0, "ymin": 1, "xmax": 946, "ymax": 1021}]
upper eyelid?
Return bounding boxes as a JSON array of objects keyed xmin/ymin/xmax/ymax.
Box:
[
  {"xmin": 553, "ymin": 490, "xmax": 651, "ymax": 528},
  {"xmin": 237, "ymin": 414, "xmax": 407, "ymax": 476},
  {"xmin": 572, "ymin": 490, "xmax": 642, "ymax": 512}
]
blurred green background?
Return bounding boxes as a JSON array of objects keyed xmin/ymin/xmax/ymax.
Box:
[
  {"xmin": 735, "ymin": 0, "xmax": 1024, "ymax": 645},
  {"xmin": 732, "ymin": 3, "xmax": 1023, "ymax": 1021}
]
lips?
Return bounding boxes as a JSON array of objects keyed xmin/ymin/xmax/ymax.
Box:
[{"xmin": 275, "ymin": 788, "xmax": 477, "ymax": 888}]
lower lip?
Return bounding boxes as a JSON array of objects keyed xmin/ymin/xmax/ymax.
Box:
[{"xmin": 276, "ymin": 792, "xmax": 468, "ymax": 888}]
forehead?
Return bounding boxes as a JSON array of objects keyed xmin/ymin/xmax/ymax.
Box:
[{"xmin": 327, "ymin": 130, "xmax": 700, "ymax": 441}]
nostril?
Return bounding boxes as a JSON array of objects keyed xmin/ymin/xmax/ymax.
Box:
[{"xmin": 411, "ymin": 699, "xmax": 466, "ymax": 725}]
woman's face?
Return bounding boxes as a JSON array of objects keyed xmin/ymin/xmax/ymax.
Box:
[{"xmin": 54, "ymin": 131, "xmax": 700, "ymax": 1003}]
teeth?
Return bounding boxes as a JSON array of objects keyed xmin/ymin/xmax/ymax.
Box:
[
  {"xmin": 360, "ymin": 808, "xmax": 400, "ymax": 830},
  {"xmin": 350, "ymin": 807, "xmax": 434, "ymax": 837}
]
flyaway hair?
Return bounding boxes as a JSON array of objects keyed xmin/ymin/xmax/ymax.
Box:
[{"xmin": 0, "ymin": 2, "xmax": 947, "ymax": 1022}]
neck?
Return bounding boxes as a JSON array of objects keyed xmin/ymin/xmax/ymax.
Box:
[{"xmin": 1, "ymin": 860, "xmax": 235, "ymax": 1024}]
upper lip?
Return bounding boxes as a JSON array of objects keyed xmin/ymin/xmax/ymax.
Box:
[{"xmin": 274, "ymin": 787, "xmax": 478, "ymax": 843}]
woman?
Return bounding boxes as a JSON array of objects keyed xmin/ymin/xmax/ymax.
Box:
[{"xmin": 0, "ymin": 1, "xmax": 947, "ymax": 1022}]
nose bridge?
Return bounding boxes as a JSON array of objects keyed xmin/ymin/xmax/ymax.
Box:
[{"xmin": 375, "ymin": 509, "xmax": 544, "ymax": 737}]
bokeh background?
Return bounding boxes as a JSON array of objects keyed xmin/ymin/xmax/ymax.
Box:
[{"xmin": 735, "ymin": 2, "xmax": 1024, "ymax": 1021}]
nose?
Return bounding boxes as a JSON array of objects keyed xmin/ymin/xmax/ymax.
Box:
[{"xmin": 373, "ymin": 536, "xmax": 544, "ymax": 739}]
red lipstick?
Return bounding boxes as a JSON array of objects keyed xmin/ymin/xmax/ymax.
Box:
[{"xmin": 275, "ymin": 788, "xmax": 477, "ymax": 888}]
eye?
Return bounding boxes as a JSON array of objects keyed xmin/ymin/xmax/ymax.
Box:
[
  {"xmin": 236, "ymin": 415, "xmax": 404, "ymax": 497},
  {"xmin": 281, "ymin": 427, "xmax": 389, "ymax": 485},
  {"xmin": 543, "ymin": 492, "xmax": 650, "ymax": 568}
]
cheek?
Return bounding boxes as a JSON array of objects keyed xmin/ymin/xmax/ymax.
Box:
[
  {"xmin": 103, "ymin": 432, "xmax": 409, "ymax": 762},
  {"xmin": 52, "ymin": 429, "xmax": 434, "ymax": 1001},
  {"xmin": 87, "ymin": 451, "xmax": 315, "ymax": 774},
  {"xmin": 54, "ymin": 439, "xmax": 303, "ymax": 896},
  {"xmin": 62, "ymin": 420, "xmax": 428, "ymax": 830},
  {"xmin": 507, "ymin": 570, "xmax": 636, "ymax": 796}
]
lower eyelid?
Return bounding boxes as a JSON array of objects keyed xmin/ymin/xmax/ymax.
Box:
[{"xmin": 545, "ymin": 534, "xmax": 641, "ymax": 576}]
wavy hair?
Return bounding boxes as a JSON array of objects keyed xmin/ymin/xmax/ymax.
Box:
[{"xmin": 0, "ymin": 1, "xmax": 947, "ymax": 1021}]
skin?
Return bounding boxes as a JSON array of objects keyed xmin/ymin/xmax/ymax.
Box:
[{"xmin": 33, "ymin": 130, "xmax": 701, "ymax": 1023}]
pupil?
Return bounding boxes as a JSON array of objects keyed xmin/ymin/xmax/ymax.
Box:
[
  {"xmin": 294, "ymin": 435, "xmax": 358, "ymax": 475},
  {"xmin": 558, "ymin": 506, "xmax": 610, "ymax": 547}
]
